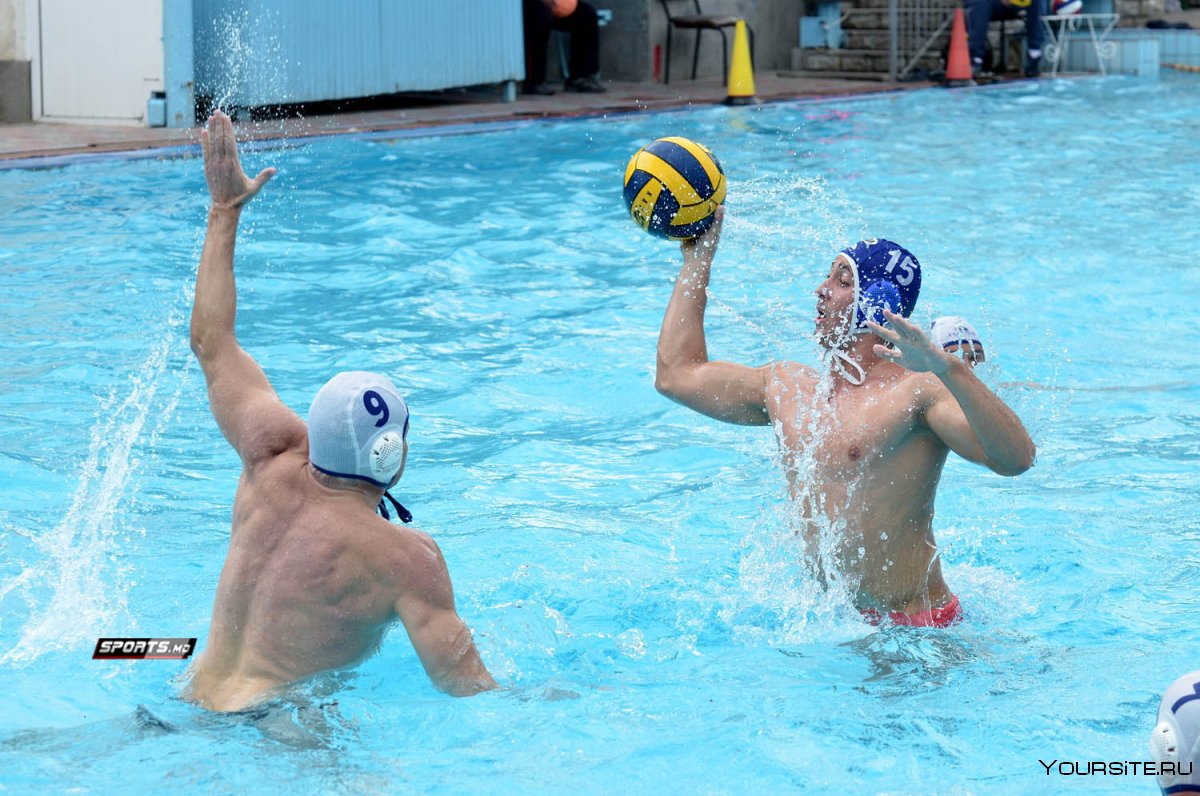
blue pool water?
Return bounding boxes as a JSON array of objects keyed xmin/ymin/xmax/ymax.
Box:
[{"xmin": 2, "ymin": 75, "xmax": 1199, "ymax": 794}]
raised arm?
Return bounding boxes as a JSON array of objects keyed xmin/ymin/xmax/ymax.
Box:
[
  {"xmin": 394, "ymin": 533, "xmax": 497, "ymax": 697},
  {"xmin": 190, "ymin": 111, "xmax": 303, "ymax": 465},
  {"xmin": 870, "ymin": 310, "xmax": 1036, "ymax": 476},
  {"xmin": 654, "ymin": 208, "xmax": 771, "ymax": 426}
]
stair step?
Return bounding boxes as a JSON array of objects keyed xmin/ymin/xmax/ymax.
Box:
[
  {"xmin": 792, "ymin": 46, "xmax": 944, "ymax": 74},
  {"xmin": 840, "ymin": 4, "xmax": 957, "ymax": 29},
  {"xmin": 840, "ymin": 10, "xmax": 889, "ymax": 29},
  {"xmin": 843, "ymin": 30, "xmax": 893, "ymax": 50},
  {"xmin": 779, "ymin": 69, "xmax": 892, "ymax": 81},
  {"xmin": 844, "ymin": 28, "xmax": 950, "ymax": 50}
]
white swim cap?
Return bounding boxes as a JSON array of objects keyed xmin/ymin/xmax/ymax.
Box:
[
  {"xmin": 307, "ymin": 371, "xmax": 410, "ymax": 487},
  {"xmin": 929, "ymin": 316, "xmax": 984, "ymax": 356},
  {"xmin": 1150, "ymin": 671, "xmax": 1200, "ymax": 792}
]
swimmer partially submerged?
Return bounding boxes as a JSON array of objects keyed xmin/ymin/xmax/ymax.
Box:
[
  {"xmin": 930, "ymin": 315, "xmax": 986, "ymax": 365},
  {"xmin": 654, "ymin": 208, "xmax": 1035, "ymax": 626},
  {"xmin": 184, "ymin": 112, "xmax": 496, "ymax": 710}
]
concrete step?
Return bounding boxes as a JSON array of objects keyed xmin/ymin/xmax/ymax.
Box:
[
  {"xmin": 798, "ymin": 50, "xmax": 890, "ymax": 73},
  {"xmin": 843, "ymin": 28, "xmax": 891, "ymax": 51},
  {"xmin": 779, "ymin": 69, "xmax": 893, "ymax": 81},
  {"xmin": 840, "ymin": 3, "xmax": 957, "ymax": 29},
  {"xmin": 843, "ymin": 27, "xmax": 951, "ymax": 51},
  {"xmin": 791, "ymin": 46, "xmax": 943, "ymax": 75},
  {"xmin": 840, "ymin": 9, "xmax": 889, "ymax": 29}
]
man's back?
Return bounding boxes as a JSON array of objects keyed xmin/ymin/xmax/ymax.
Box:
[{"xmin": 187, "ymin": 445, "xmax": 414, "ymax": 711}]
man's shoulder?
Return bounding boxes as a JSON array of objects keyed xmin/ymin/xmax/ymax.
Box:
[
  {"xmin": 237, "ymin": 404, "xmax": 308, "ymax": 467},
  {"xmin": 376, "ymin": 526, "xmax": 455, "ymax": 614},
  {"xmin": 893, "ymin": 369, "xmax": 948, "ymax": 397},
  {"xmin": 889, "ymin": 371, "xmax": 954, "ymax": 422},
  {"xmin": 242, "ymin": 436, "xmax": 308, "ymax": 477},
  {"xmin": 371, "ymin": 524, "xmax": 446, "ymax": 584},
  {"xmin": 770, "ymin": 360, "xmax": 816, "ymax": 378},
  {"xmin": 766, "ymin": 360, "xmax": 819, "ymax": 391}
]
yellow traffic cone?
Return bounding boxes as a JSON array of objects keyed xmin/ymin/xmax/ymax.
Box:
[{"xmin": 724, "ymin": 19, "xmax": 758, "ymax": 106}]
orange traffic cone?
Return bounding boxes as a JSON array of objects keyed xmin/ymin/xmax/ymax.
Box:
[
  {"xmin": 724, "ymin": 20, "xmax": 759, "ymax": 105},
  {"xmin": 944, "ymin": 8, "xmax": 975, "ymax": 87}
]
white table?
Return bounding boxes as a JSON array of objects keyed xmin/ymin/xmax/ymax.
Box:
[{"xmin": 1040, "ymin": 13, "xmax": 1122, "ymax": 75}]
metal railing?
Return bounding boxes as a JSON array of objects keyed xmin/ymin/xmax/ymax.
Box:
[{"xmin": 887, "ymin": 0, "xmax": 959, "ymax": 80}]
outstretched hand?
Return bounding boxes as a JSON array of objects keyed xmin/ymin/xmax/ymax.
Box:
[
  {"xmin": 200, "ymin": 110, "xmax": 276, "ymax": 211},
  {"xmin": 680, "ymin": 206, "xmax": 725, "ymax": 265},
  {"xmin": 867, "ymin": 310, "xmax": 956, "ymax": 376}
]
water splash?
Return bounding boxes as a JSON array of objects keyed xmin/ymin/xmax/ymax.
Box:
[
  {"xmin": 0, "ymin": 337, "xmax": 177, "ymax": 666},
  {"xmin": 196, "ymin": 6, "xmax": 286, "ymax": 122},
  {"xmin": 728, "ymin": 365, "xmax": 869, "ymax": 645},
  {"xmin": 686, "ymin": 175, "xmax": 874, "ymax": 643}
]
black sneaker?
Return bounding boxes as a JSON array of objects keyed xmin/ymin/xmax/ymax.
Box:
[
  {"xmin": 523, "ymin": 82, "xmax": 556, "ymax": 96},
  {"xmin": 564, "ymin": 76, "xmax": 606, "ymax": 94}
]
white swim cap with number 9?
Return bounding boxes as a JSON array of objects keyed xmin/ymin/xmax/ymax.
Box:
[{"xmin": 307, "ymin": 371, "xmax": 410, "ymax": 487}]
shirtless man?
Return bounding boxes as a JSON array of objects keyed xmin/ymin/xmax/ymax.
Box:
[
  {"xmin": 654, "ymin": 208, "xmax": 1035, "ymax": 626},
  {"xmin": 184, "ymin": 111, "xmax": 495, "ymax": 710}
]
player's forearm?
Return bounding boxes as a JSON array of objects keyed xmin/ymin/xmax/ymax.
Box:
[
  {"xmin": 190, "ymin": 208, "xmax": 242, "ymax": 359},
  {"xmin": 656, "ymin": 255, "xmax": 713, "ymax": 392},
  {"xmin": 439, "ymin": 653, "xmax": 498, "ymax": 697},
  {"xmin": 939, "ymin": 358, "xmax": 1036, "ymax": 475},
  {"xmin": 427, "ymin": 622, "xmax": 497, "ymax": 697}
]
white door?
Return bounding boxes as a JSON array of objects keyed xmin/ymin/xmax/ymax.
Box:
[{"xmin": 39, "ymin": 0, "xmax": 163, "ymax": 123}]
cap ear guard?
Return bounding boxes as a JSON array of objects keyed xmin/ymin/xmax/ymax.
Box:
[
  {"xmin": 1150, "ymin": 719, "xmax": 1182, "ymax": 790},
  {"xmin": 369, "ymin": 431, "xmax": 405, "ymax": 482},
  {"xmin": 859, "ymin": 281, "xmax": 903, "ymax": 329}
]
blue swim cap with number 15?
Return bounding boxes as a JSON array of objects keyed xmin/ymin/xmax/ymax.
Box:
[{"xmin": 839, "ymin": 238, "xmax": 922, "ymax": 333}]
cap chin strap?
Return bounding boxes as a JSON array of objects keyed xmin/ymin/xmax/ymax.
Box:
[
  {"xmin": 823, "ymin": 324, "xmax": 868, "ymax": 386},
  {"xmin": 829, "ymin": 349, "xmax": 866, "ymax": 386},
  {"xmin": 378, "ymin": 491, "xmax": 413, "ymax": 524}
]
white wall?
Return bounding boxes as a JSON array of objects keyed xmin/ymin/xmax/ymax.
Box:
[
  {"xmin": 0, "ymin": 0, "xmax": 28, "ymax": 60},
  {"xmin": 36, "ymin": 0, "xmax": 164, "ymax": 123}
]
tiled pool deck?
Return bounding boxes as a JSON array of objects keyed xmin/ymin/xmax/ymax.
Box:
[{"xmin": 0, "ymin": 74, "xmax": 924, "ymax": 165}]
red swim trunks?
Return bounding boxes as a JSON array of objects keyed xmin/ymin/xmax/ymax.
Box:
[{"xmin": 860, "ymin": 594, "xmax": 963, "ymax": 628}]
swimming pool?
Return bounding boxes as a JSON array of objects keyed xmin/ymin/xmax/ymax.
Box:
[{"xmin": 2, "ymin": 75, "xmax": 1199, "ymax": 794}]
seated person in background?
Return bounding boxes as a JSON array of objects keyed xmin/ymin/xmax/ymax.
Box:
[
  {"xmin": 965, "ymin": 0, "xmax": 1045, "ymax": 77},
  {"xmin": 522, "ymin": 0, "xmax": 607, "ymax": 95},
  {"xmin": 1150, "ymin": 671, "xmax": 1200, "ymax": 795}
]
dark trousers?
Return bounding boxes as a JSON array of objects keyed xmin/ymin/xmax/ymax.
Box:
[
  {"xmin": 965, "ymin": 0, "xmax": 1044, "ymax": 65},
  {"xmin": 522, "ymin": 0, "xmax": 600, "ymax": 84}
]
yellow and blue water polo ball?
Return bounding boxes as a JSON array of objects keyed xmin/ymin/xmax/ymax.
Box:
[{"xmin": 623, "ymin": 137, "xmax": 726, "ymax": 240}]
